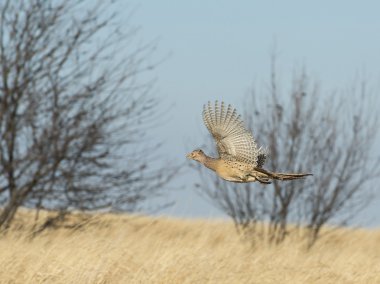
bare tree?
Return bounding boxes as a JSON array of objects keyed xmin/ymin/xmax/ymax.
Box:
[
  {"xmin": 0, "ymin": 0, "xmax": 177, "ymax": 230},
  {"xmin": 195, "ymin": 58, "xmax": 380, "ymax": 247}
]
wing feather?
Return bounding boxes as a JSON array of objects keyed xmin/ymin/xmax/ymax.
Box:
[{"xmin": 202, "ymin": 101, "xmax": 262, "ymax": 166}]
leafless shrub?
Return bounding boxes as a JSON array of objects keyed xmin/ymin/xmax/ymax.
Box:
[
  {"xmin": 195, "ymin": 57, "xmax": 380, "ymax": 247},
  {"xmin": 0, "ymin": 0, "xmax": 177, "ymax": 230}
]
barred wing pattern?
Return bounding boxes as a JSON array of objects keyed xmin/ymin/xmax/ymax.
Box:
[{"xmin": 203, "ymin": 101, "xmax": 262, "ymax": 166}]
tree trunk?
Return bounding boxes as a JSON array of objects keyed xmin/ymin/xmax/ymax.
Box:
[{"xmin": 0, "ymin": 195, "xmax": 20, "ymax": 231}]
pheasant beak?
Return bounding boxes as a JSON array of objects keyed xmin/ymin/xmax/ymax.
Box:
[{"xmin": 186, "ymin": 153, "xmax": 193, "ymax": 159}]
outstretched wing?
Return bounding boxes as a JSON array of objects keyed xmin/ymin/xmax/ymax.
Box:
[{"xmin": 202, "ymin": 101, "xmax": 262, "ymax": 166}]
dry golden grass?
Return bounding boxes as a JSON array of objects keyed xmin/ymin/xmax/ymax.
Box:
[{"xmin": 0, "ymin": 210, "xmax": 379, "ymax": 284}]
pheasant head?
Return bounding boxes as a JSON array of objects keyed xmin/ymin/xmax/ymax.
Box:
[{"xmin": 186, "ymin": 149, "xmax": 206, "ymax": 163}]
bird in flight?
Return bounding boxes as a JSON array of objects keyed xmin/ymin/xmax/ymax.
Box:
[{"xmin": 187, "ymin": 101, "xmax": 312, "ymax": 184}]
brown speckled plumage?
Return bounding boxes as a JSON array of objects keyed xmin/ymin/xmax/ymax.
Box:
[{"xmin": 187, "ymin": 101, "xmax": 312, "ymax": 184}]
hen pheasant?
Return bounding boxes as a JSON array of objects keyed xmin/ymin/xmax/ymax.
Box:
[{"xmin": 187, "ymin": 101, "xmax": 312, "ymax": 184}]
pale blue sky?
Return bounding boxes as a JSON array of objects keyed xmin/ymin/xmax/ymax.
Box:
[{"xmin": 120, "ymin": 1, "xmax": 380, "ymax": 226}]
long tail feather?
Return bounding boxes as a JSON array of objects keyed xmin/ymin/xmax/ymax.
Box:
[
  {"xmin": 254, "ymin": 167, "xmax": 312, "ymax": 181},
  {"xmin": 271, "ymin": 172, "xmax": 312, "ymax": 180}
]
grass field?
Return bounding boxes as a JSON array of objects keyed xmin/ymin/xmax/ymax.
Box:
[{"xmin": 0, "ymin": 210, "xmax": 379, "ymax": 283}]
